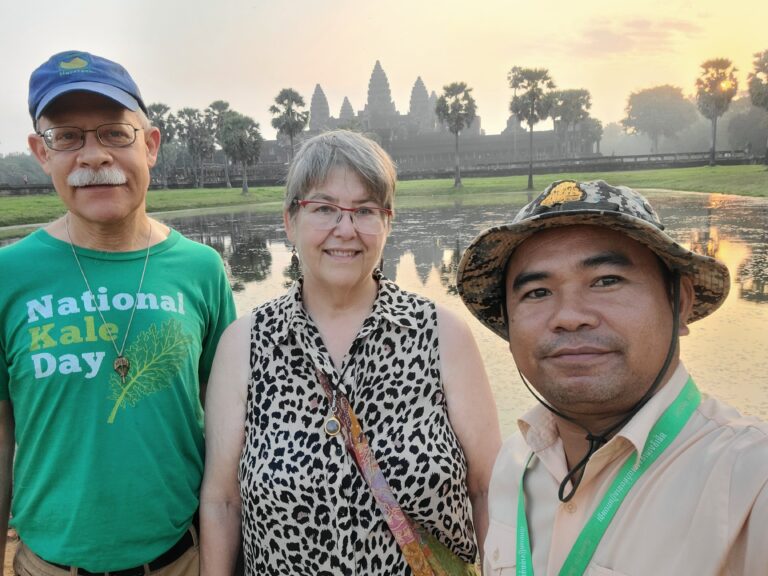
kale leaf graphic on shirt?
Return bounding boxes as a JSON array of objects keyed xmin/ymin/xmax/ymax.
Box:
[{"xmin": 107, "ymin": 319, "xmax": 192, "ymax": 423}]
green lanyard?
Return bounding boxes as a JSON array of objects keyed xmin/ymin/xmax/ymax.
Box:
[{"xmin": 516, "ymin": 377, "xmax": 701, "ymax": 576}]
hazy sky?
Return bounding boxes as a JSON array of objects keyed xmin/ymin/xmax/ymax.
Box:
[{"xmin": 1, "ymin": 0, "xmax": 765, "ymax": 155}]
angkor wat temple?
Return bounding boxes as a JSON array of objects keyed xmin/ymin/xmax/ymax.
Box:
[{"xmin": 261, "ymin": 61, "xmax": 601, "ymax": 176}]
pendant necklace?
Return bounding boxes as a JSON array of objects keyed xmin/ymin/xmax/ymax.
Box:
[
  {"xmin": 324, "ymin": 388, "xmax": 341, "ymax": 436},
  {"xmin": 65, "ymin": 214, "xmax": 152, "ymax": 385},
  {"xmin": 322, "ymin": 339, "xmax": 364, "ymax": 437}
]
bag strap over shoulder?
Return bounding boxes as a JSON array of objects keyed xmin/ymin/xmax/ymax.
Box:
[{"xmin": 315, "ymin": 368, "xmax": 478, "ymax": 576}]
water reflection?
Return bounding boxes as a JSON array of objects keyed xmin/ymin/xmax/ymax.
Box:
[
  {"xmin": 283, "ymin": 251, "xmax": 301, "ymax": 289},
  {"xmin": 155, "ymin": 191, "xmax": 768, "ymax": 432},
  {"xmin": 737, "ymin": 246, "xmax": 768, "ymax": 302},
  {"xmin": 159, "ymin": 193, "xmax": 768, "ymax": 309},
  {"xmin": 735, "ymin": 205, "xmax": 768, "ymax": 303},
  {"xmin": 170, "ymin": 212, "xmax": 279, "ymax": 292},
  {"xmin": 438, "ymin": 238, "xmax": 462, "ymax": 296}
]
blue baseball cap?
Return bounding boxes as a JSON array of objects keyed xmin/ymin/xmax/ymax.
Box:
[{"xmin": 28, "ymin": 50, "xmax": 147, "ymax": 120}]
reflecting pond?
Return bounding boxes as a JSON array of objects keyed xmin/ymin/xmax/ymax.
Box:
[
  {"xmin": 5, "ymin": 190, "xmax": 767, "ymax": 435},
  {"xmin": 155, "ymin": 190, "xmax": 767, "ymax": 435}
]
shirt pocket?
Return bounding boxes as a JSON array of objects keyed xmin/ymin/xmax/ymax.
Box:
[{"xmin": 484, "ymin": 520, "xmax": 517, "ymax": 575}]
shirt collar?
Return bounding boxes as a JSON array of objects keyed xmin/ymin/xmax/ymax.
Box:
[
  {"xmin": 613, "ymin": 363, "xmax": 691, "ymax": 462},
  {"xmin": 518, "ymin": 363, "xmax": 691, "ymax": 460},
  {"xmin": 269, "ymin": 270, "xmax": 420, "ymax": 346}
]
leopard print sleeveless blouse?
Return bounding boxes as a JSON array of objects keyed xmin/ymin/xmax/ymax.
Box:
[{"xmin": 239, "ymin": 274, "xmax": 477, "ymax": 575}]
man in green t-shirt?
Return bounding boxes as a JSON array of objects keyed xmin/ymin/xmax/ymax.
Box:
[{"xmin": 0, "ymin": 51, "xmax": 236, "ymax": 575}]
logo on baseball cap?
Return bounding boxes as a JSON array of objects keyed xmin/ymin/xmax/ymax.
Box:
[{"xmin": 28, "ymin": 50, "xmax": 147, "ymax": 120}]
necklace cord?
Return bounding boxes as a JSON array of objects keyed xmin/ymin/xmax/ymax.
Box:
[
  {"xmin": 64, "ymin": 214, "xmax": 153, "ymax": 358},
  {"xmin": 517, "ymin": 271, "xmax": 682, "ymax": 502}
]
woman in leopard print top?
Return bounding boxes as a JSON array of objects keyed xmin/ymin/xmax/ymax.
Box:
[{"xmin": 200, "ymin": 130, "xmax": 501, "ymax": 575}]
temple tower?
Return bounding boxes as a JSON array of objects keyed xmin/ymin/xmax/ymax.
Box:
[
  {"xmin": 364, "ymin": 60, "xmax": 397, "ymax": 129},
  {"xmin": 408, "ymin": 76, "xmax": 433, "ymax": 133},
  {"xmin": 309, "ymin": 84, "xmax": 330, "ymax": 132},
  {"xmin": 339, "ymin": 97, "xmax": 355, "ymax": 121}
]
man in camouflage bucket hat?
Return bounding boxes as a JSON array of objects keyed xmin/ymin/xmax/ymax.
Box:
[{"xmin": 457, "ymin": 180, "xmax": 768, "ymax": 575}]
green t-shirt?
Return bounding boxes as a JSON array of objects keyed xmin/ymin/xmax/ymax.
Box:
[{"xmin": 0, "ymin": 228, "xmax": 236, "ymax": 571}]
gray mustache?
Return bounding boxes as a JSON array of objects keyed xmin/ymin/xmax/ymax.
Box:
[{"xmin": 67, "ymin": 167, "xmax": 127, "ymax": 187}]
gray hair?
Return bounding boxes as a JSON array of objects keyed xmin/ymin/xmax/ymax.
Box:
[
  {"xmin": 135, "ymin": 109, "xmax": 152, "ymax": 131},
  {"xmin": 284, "ymin": 130, "xmax": 397, "ymax": 215}
]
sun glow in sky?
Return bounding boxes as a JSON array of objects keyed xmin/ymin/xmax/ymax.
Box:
[{"xmin": 0, "ymin": 0, "xmax": 765, "ymax": 154}]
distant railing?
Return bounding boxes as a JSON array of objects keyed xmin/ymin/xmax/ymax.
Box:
[
  {"xmin": 0, "ymin": 183, "xmax": 56, "ymax": 196},
  {"xmin": 396, "ymin": 150, "xmax": 755, "ymax": 180}
]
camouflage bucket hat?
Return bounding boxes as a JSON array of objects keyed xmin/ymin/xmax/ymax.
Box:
[{"xmin": 457, "ymin": 180, "xmax": 730, "ymax": 341}]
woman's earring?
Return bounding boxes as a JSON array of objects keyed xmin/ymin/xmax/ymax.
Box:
[{"xmin": 291, "ymin": 245, "xmax": 300, "ymax": 268}]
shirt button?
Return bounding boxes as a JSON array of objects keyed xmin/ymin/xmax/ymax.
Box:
[
  {"xmin": 566, "ymin": 502, "xmax": 577, "ymax": 514},
  {"xmin": 493, "ymin": 549, "xmax": 499, "ymax": 561}
]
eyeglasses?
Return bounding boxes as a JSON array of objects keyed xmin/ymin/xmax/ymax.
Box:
[
  {"xmin": 37, "ymin": 123, "xmax": 142, "ymax": 151},
  {"xmin": 294, "ymin": 199, "xmax": 392, "ymax": 235}
]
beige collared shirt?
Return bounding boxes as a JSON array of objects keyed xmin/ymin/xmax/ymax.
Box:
[{"xmin": 484, "ymin": 364, "xmax": 768, "ymax": 575}]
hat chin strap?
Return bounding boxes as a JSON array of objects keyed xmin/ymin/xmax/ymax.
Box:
[{"xmin": 518, "ymin": 271, "xmax": 682, "ymax": 502}]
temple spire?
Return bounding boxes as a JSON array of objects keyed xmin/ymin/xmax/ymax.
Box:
[
  {"xmin": 309, "ymin": 84, "xmax": 330, "ymax": 131},
  {"xmin": 409, "ymin": 76, "xmax": 433, "ymax": 133},
  {"xmin": 339, "ymin": 97, "xmax": 354, "ymax": 120},
  {"xmin": 365, "ymin": 60, "xmax": 397, "ymax": 121}
]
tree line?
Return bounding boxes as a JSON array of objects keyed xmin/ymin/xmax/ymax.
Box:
[
  {"xmin": 148, "ymin": 89, "xmax": 310, "ymax": 193},
  {"xmin": 437, "ymin": 51, "xmax": 768, "ymax": 189},
  {"xmin": 1, "ymin": 51, "xmax": 767, "ymax": 189},
  {"xmin": 0, "ymin": 87, "xmax": 311, "ymax": 190}
]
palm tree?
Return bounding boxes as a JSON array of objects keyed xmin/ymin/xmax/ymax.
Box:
[
  {"xmin": 696, "ymin": 58, "xmax": 738, "ymax": 166},
  {"xmin": 269, "ymin": 89, "xmax": 309, "ymax": 162},
  {"xmin": 747, "ymin": 49, "xmax": 768, "ymax": 165},
  {"xmin": 509, "ymin": 67, "xmax": 555, "ymax": 190},
  {"xmin": 220, "ymin": 111, "xmax": 262, "ymax": 194},
  {"xmin": 435, "ymin": 82, "xmax": 477, "ymax": 188},
  {"xmin": 206, "ymin": 100, "xmax": 232, "ymax": 188},
  {"xmin": 549, "ymin": 89, "xmax": 591, "ymax": 157},
  {"xmin": 579, "ymin": 117, "xmax": 604, "ymax": 155},
  {"xmin": 176, "ymin": 108, "xmax": 215, "ymax": 188}
]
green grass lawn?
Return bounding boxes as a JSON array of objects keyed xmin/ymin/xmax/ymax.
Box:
[
  {"xmin": 396, "ymin": 165, "xmax": 768, "ymax": 196},
  {"xmin": 1, "ymin": 165, "xmax": 765, "ymax": 228}
]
